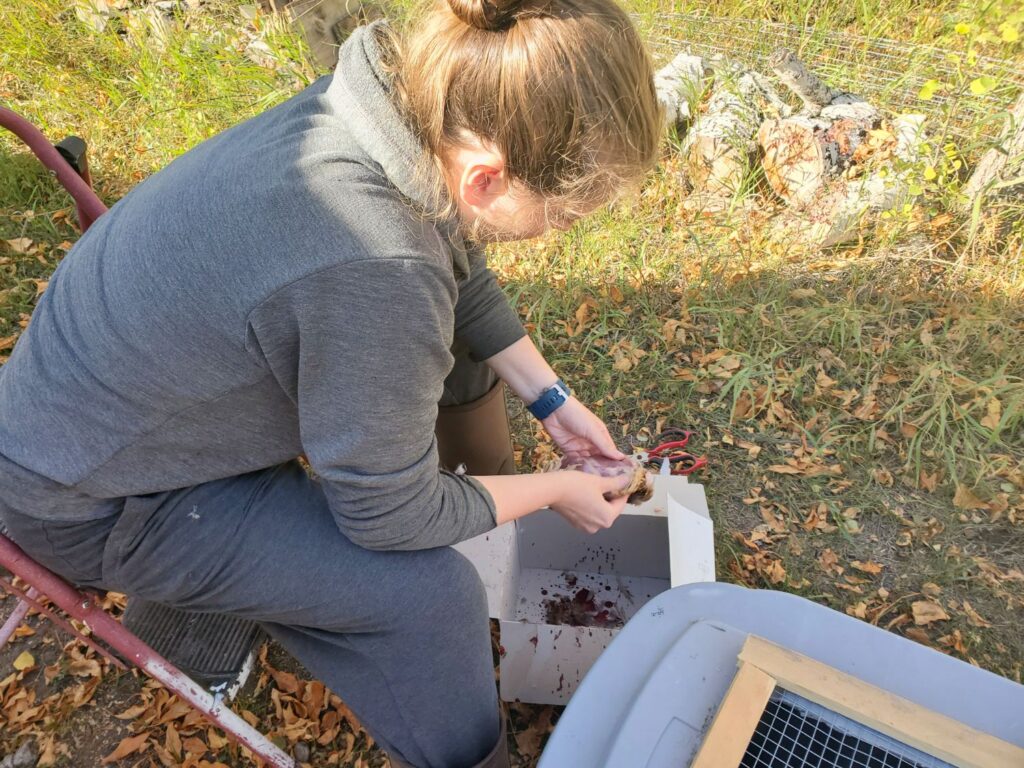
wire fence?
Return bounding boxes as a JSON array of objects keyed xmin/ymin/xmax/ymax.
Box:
[{"xmin": 643, "ymin": 13, "xmax": 1024, "ymax": 150}]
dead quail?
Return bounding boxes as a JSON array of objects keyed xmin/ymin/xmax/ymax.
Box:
[{"xmin": 559, "ymin": 454, "xmax": 654, "ymax": 504}]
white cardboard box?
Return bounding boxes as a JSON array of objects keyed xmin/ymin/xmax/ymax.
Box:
[{"xmin": 453, "ymin": 475, "xmax": 714, "ymax": 705}]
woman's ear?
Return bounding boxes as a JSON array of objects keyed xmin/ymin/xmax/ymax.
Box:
[{"xmin": 458, "ymin": 149, "xmax": 507, "ymax": 210}]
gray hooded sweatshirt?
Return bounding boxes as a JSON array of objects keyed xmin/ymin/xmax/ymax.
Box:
[{"xmin": 0, "ymin": 22, "xmax": 526, "ymax": 550}]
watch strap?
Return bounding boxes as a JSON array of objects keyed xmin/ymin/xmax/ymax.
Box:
[{"xmin": 527, "ymin": 379, "xmax": 571, "ymax": 420}]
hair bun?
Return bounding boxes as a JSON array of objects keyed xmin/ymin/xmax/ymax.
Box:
[{"xmin": 447, "ymin": 0, "xmax": 522, "ymax": 30}]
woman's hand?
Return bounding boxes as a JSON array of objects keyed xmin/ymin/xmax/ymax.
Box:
[
  {"xmin": 484, "ymin": 339, "xmax": 626, "ymax": 463},
  {"xmin": 551, "ymin": 470, "xmax": 630, "ymax": 533},
  {"xmin": 543, "ymin": 397, "xmax": 626, "ymax": 464}
]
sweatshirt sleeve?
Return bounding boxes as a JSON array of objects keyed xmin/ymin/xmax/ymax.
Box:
[
  {"xmin": 453, "ymin": 243, "xmax": 527, "ymax": 362},
  {"xmin": 244, "ymin": 258, "xmax": 498, "ymax": 551}
]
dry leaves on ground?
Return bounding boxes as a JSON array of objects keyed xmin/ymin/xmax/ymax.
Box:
[{"xmin": 911, "ymin": 600, "xmax": 951, "ymax": 626}]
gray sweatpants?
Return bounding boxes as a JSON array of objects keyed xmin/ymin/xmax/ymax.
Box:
[{"xmin": 0, "ymin": 345, "xmax": 501, "ymax": 768}]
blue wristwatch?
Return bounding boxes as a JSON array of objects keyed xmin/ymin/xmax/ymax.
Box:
[{"xmin": 527, "ymin": 379, "xmax": 572, "ymax": 420}]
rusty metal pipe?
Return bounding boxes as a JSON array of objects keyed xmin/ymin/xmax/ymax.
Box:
[
  {"xmin": 0, "ymin": 586, "xmax": 37, "ymax": 646},
  {"xmin": 0, "ymin": 534, "xmax": 295, "ymax": 767},
  {"xmin": 0, "ymin": 106, "xmax": 108, "ymax": 231}
]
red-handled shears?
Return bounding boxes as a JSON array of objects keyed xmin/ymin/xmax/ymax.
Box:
[{"xmin": 632, "ymin": 428, "xmax": 708, "ymax": 475}]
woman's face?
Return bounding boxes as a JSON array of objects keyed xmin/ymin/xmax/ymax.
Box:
[{"xmin": 470, "ymin": 187, "xmax": 585, "ymax": 242}]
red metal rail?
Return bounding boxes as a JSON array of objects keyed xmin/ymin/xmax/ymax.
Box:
[
  {"xmin": 0, "ymin": 534, "xmax": 295, "ymax": 767},
  {"xmin": 0, "ymin": 585, "xmax": 36, "ymax": 646},
  {"xmin": 0, "ymin": 106, "xmax": 108, "ymax": 230}
]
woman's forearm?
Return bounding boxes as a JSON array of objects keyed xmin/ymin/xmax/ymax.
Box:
[
  {"xmin": 484, "ymin": 335, "xmax": 559, "ymax": 403},
  {"xmin": 477, "ymin": 338, "xmax": 569, "ymax": 525},
  {"xmin": 475, "ymin": 472, "xmax": 565, "ymax": 525}
]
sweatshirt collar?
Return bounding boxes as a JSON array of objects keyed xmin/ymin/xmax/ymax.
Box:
[{"xmin": 327, "ymin": 21, "xmax": 471, "ymax": 280}]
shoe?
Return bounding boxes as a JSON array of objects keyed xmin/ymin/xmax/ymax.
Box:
[{"xmin": 435, "ymin": 381, "xmax": 516, "ymax": 476}]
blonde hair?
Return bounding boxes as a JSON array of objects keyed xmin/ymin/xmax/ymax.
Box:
[{"xmin": 384, "ymin": 0, "xmax": 663, "ymax": 220}]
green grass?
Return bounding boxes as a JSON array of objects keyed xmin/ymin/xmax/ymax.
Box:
[{"xmin": 1, "ymin": 0, "xmax": 1022, "ymax": 765}]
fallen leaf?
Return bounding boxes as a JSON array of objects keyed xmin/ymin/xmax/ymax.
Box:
[
  {"xmin": 672, "ymin": 366, "xmax": 698, "ymax": 382},
  {"xmin": 769, "ymin": 458, "xmax": 841, "ymax": 478},
  {"xmin": 567, "ymin": 301, "xmax": 591, "ymax": 338},
  {"xmin": 853, "ymin": 391, "xmax": 879, "ymax": 420},
  {"xmin": 303, "ymin": 679, "xmax": 326, "ymax": 713},
  {"xmin": 818, "ymin": 548, "xmax": 843, "ymax": 577},
  {"xmin": 514, "ymin": 708, "xmax": 553, "ymax": 758},
  {"xmin": 873, "ymin": 427, "xmax": 895, "ymax": 445},
  {"xmin": 115, "ymin": 703, "xmax": 150, "ymax": 720},
  {"xmin": 661, "ymin": 318, "xmax": 685, "ymax": 347},
  {"xmin": 802, "ymin": 503, "xmax": 836, "ymax": 533},
  {"xmin": 155, "ymin": 698, "xmax": 192, "ymax": 725},
  {"xmin": 182, "ymin": 736, "xmax": 208, "ymax": 756},
  {"xmin": 708, "ymin": 355, "xmax": 742, "ymax": 378},
  {"xmin": 68, "ymin": 657, "xmax": 102, "ymax": 677},
  {"xmin": 13, "ymin": 650, "xmax": 35, "ymax": 671},
  {"xmin": 207, "ymin": 728, "xmax": 228, "ymax": 750},
  {"xmin": 730, "ymin": 391, "xmax": 754, "ymax": 422},
  {"xmin": 768, "ymin": 464, "xmax": 803, "ymax": 475},
  {"xmin": 818, "ymin": 347, "xmax": 847, "ymax": 370},
  {"xmin": 165, "ymin": 724, "xmax": 182, "ymax": 760},
  {"xmin": 610, "ymin": 341, "xmax": 645, "ymax": 372},
  {"xmin": 737, "ymin": 439, "xmax": 761, "ymax": 458},
  {"xmin": 242, "ymin": 710, "xmax": 260, "ymax": 728},
  {"xmin": 904, "ymin": 627, "xmax": 932, "ymax": 645},
  {"xmin": 101, "ymin": 732, "xmax": 150, "ymax": 764},
  {"xmin": 953, "ymin": 485, "xmax": 987, "ymax": 510},
  {"xmin": 5, "ymin": 237, "xmax": 33, "ymax": 253},
  {"xmin": 912, "ymin": 600, "xmax": 950, "ymax": 625},
  {"xmin": 980, "ymin": 398, "xmax": 1001, "ymax": 430},
  {"xmin": 764, "ymin": 559, "xmax": 786, "ymax": 584},
  {"xmin": 270, "ymin": 668, "xmax": 300, "ymax": 695},
  {"xmin": 921, "ymin": 582, "xmax": 942, "ymax": 597},
  {"xmin": 151, "ymin": 744, "xmax": 178, "ymax": 768},
  {"xmin": 918, "ymin": 470, "xmax": 939, "ymax": 492},
  {"xmin": 962, "ymin": 599, "xmax": 991, "ymax": 628},
  {"xmin": 0, "ymin": 334, "xmax": 18, "ymax": 351},
  {"xmin": 939, "ymin": 630, "xmax": 968, "ymax": 655},
  {"xmin": 851, "ymin": 560, "xmax": 884, "ymax": 575},
  {"xmin": 846, "ymin": 601, "xmax": 868, "ymax": 618},
  {"xmin": 38, "ymin": 735, "xmax": 62, "ymax": 767}
]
